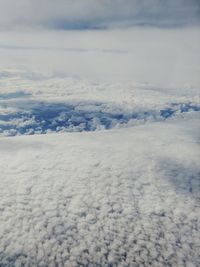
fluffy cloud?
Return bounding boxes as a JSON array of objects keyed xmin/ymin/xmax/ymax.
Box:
[
  {"xmin": 0, "ymin": 0, "xmax": 199, "ymax": 30},
  {"xmin": 0, "ymin": 106, "xmax": 200, "ymax": 266}
]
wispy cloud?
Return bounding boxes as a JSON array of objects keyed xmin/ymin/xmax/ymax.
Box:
[{"xmin": 0, "ymin": 0, "xmax": 199, "ymax": 30}]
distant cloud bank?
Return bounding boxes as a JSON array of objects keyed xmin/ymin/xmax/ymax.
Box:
[{"xmin": 0, "ymin": 0, "xmax": 199, "ymax": 30}]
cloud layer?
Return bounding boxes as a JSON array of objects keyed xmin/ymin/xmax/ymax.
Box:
[
  {"xmin": 0, "ymin": 0, "xmax": 199, "ymax": 30},
  {"xmin": 0, "ymin": 109, "xmax": 200, "ymax": 266}
]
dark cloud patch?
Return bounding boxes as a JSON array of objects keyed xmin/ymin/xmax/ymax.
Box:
[{"xmin": 0, "ymin": 0, "xmax": 199, "ymax": 30}]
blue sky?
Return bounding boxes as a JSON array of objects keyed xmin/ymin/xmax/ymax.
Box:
[{"xmin": 0, "ymin": 0, "xmax": 199, "ymax": 30}]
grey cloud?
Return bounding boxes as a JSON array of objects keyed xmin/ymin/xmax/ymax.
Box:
[{"xmin": 0, "ymin": 0, "xmax": 199, "ymax": 30}]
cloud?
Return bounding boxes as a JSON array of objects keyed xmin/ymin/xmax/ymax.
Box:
[
  {"xmin": 0, "ymin": 0, "xmax": 199, "ymax": 30},
  {"xmin": 1, "ymin": 81, "xmax": 200, "ymax": 136},
  {"xmin": 0, "ymin": 104, "xmax": 200, "ymax": 266}
]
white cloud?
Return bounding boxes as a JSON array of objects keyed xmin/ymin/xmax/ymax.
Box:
[
  {"xmin": 0, "ymin": 107, "xmax": 200, "ymax": 265},
  {"xmin": 0, "ymin": 28, "xmax": 200, "ymax": 86}
]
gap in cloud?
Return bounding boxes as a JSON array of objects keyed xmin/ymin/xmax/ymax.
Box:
[{"xmin": 0, "ymin": 99, "xmax": 200, "ymax": 136}]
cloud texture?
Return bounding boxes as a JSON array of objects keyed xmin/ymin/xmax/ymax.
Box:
[{"xmin": 0, "ymin": 0, "xmax": 199, "ymax": 30}]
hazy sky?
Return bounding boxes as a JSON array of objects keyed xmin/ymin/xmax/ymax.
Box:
[
  {"xmin": 0, "ymin": 1, "xmax": 199, "ymax": 87},
  {"xmin": 0, "ymin": 0, "xmax": 199, "ymax": 30}
]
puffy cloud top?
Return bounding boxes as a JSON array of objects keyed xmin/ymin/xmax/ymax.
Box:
[{"xmin": 0, "ymin": 0, "xmax": 199, "ymax": 30}]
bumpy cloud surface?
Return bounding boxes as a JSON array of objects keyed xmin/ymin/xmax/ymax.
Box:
[{"xmin": 0, "ymin": 0, "xmax": 199, "ymax": 29}]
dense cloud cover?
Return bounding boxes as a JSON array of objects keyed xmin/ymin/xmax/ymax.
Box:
[{"xmin": 0, "ymin": 0, "xmax": 199, "ymax": 30}]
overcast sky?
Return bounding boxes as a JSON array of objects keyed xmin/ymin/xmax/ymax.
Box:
[
  {"xmin": 0, "ymin": 1, "xmax": 199, "ymax": 87},
  {"xmin": 0, "ymin": 0, "xmax": 199, "ymax": 30}
]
